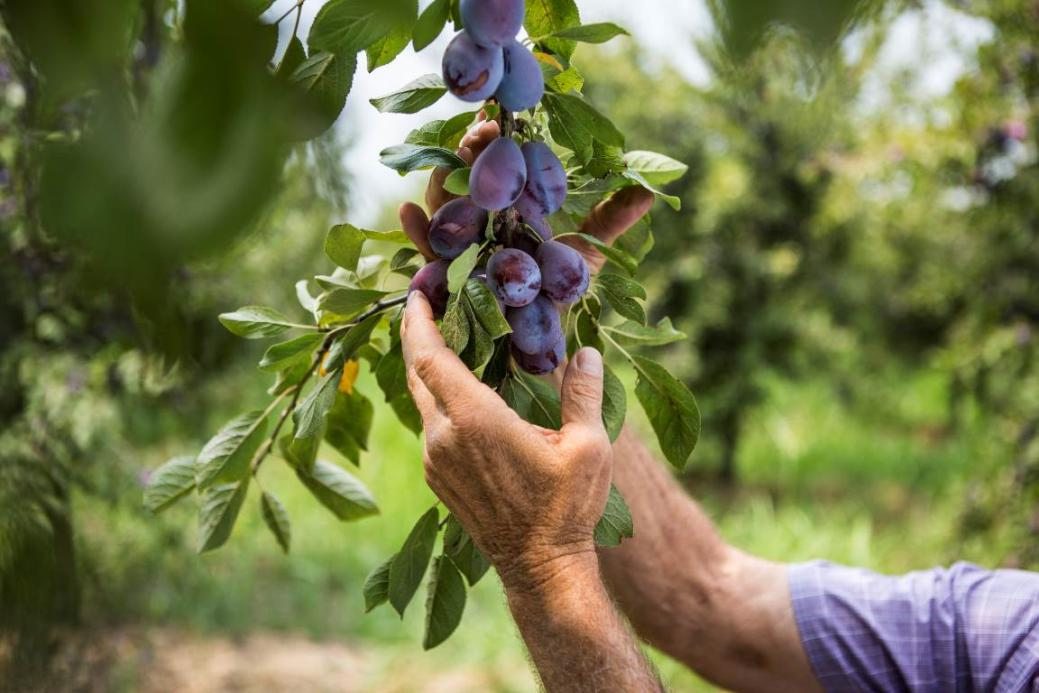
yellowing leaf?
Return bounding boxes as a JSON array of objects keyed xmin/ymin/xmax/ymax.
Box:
[
  {"xmin": 339, "ymin": 360, "xmax": 360, "ymax": 394},
  {"xmin": 534, "ymin": 51, "xmax": 564, "ymax": 71}
]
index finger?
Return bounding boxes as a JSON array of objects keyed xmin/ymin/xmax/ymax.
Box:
[
  {"xmin": 565, "ymin": 186, "xmax": 655, "ymax": 273},
  {"xmin": 401, "ymin": 293, "xmax": 502, "ymax": 417}
]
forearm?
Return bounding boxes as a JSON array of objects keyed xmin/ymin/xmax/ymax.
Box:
[
  {"xmin": 502, "ymin": 552, "xmax": 662, "ymax": 692},
  {"xmin": 598, "ymin": 427, "xmax": 819, "ymax": 692}
]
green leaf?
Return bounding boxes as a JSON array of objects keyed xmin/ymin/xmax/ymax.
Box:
[
  {"xmin": 389, "ymin": 507, "xmax": 440, "ymax": 616},
  {"xmin": 277, "ymin": 36, "xmax": 307, "ymax": 76},
  {"xmin": 294, "ymin": 372, "xmax": 341, "ymax": 440},
  {"xmin": 459, "ymin": 299, "xmax": 496, "ymax": 374},
  {"xmin": 613, "ymin": 216, "xmax": 655, "ymax": 263},
  {"xmin": 370, "ymin": 74, "xmax": 447, "ymax": 114},
  {"xmin": 218, "ymin": 306, "xmax": 298, "ymax": 339},
  {"xmin": 601, "ymin": 364, "xmax": 627, "ymax": 443},
  {"xmin": 443, "ymin": 167, "xmax": 471, "ymax": 195},
  {"xmin": 525, "ymin": 0, "xmax": 581, "ymax": 60},
  {"xmin": 441, "ymin": 294, "xmax": 471, "ymax": 354},
  {"xmin": 423, "ymin": 556, "xmax": 467, "ymax": 650},
  {"xmin": 598, "ymin": 273, "xmax": 647, "ymax": 301},
  {"xmin": 447, "ymin": 244, "xmax": 481, "ymax": 294},
  {"xmin": 439, "ymin": 110, "xmax": 480, "ymax": 148},
  {"xmin": 598, "ymin": 273, "xmax": 647, "ymax": 324},
  {"xmin": 308, "ymin": 0, "xmax": 417, "ymax": 53},
  {"xmin": 594, "ymin": 485, "xmax": 634, "ymax": 547},
  {"xmin": 296, "ymin": 280, "xmax": 320, "ymax": 319},
  {"xmin": 195, "ymin": 412, "xmax": 269, "ymax": 488},
  {"xmin": 544, "ymin": 65, "xmax": 584, "ymax": 94},
  {"xmin": 143, "ymin": 456, "xmax": 197, "ymax": 514},
  {"xmin": 622, "ymin": 169, "xmax": 681, "ymax": 211},
  {"xmin": 260, "ymin": 491, "xmax": 292, "ymax": 553},
  {"xmin": 198, "ymin": 479, "xmax": 250, "ymax": 553},
  {"xmin": 406, "ymin": 120, "xmax": 447, "ymax": 146},
  {"xmin": 606, "ymin": 318, "xmax": 686, "ymax": 347},
  {"xmin": 623, "ymin": 150, "xmax": 689, "ymax": 187},
  {"xmin": 543, "ymin": 22, "xmax": 629, "ymax": 44},
  {"xmin": 443, "ymin": 518, "xmax": 491, "ymax": 586},
  {"xmin": 269, "ymin": 360, "xmax": 314, "ymax": 397},
  {"xmin": 390, "ymin": 394, "xmax": 424, "ymax": 435},
  {"xmin": 390, "ymin": 248, "xmax": 421, "ymax": 275},
  {"xmin": 632, "ymin": 356, "xmax": 700, "ymax": 469},
  {"xmin": 554, "ymin": 232, "xmax": 637, "ymax": 276},
  {"xmin": 465, "ymin": 279, "xmax": 511, "ymax": 339},
  {"xmin": 332, "ymin": 312, "xmax": 385, "ymax": 369},
  {"xmin": 364, "ymin": 554, "xmax": 396, "ymax": 612},
  {"xmin": 366, "ymin": 26, "xmax": 411, "ymax": 71},
  {"xmin": 296, "ymin": 459, "xmax": 380, "ymax": 520},
  {"xmin": 413, "ymin": 0, "xmax": 451, "ymax": 50},
  {"xmin": 290, "ymin": 50, "xmax": 357, "ymax": 137},
  {"xmin": 280, "ymin": 428, "xmax": 321, "ymax": 472},
  {"xmin": 319, "ymin": 288, "xmax": 390, "ymax": 318},
  {"xmin": 325, "ymin": 224, "xmax": 366, "ymax": 271},
  {"xmin": 325, "ymin": 390, "xmax": 375, "ymax": 465},
  {"xmin": 572, "ymin": 295, "xmax": 605, "ymax": 353},
  {"xmin": 259, "ymin": 333, "xmax": 324, "ymax": 373},
  {"xmin": 542, "ymin": 92, "xmax": 624, "ymax": 164},
  {"xmin": 380, "ymin": 143, "xmax": 468, "ymax": 174},
  {"xmin": 501, "ymin": 372, "xmax": 562, "ymax": 430},
  {"xmin": 376, "ymin": 342, "xmax": 409, "ymax": 401}
]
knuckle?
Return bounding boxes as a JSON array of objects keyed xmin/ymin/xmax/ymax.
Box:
[
  {"xmin": 568, "ymin": 377, "xmax": 601, "ymax": 404},
  {"xmin": 413, "ymin": 353, "xmax": 439, "ymax": 382}
]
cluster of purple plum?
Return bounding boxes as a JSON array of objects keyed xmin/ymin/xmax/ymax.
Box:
[
  {"xmin": 442, "ymin": 0, "xmax": 543, "ymax": 112},
  {"xmin": 408, "ymin": 0, "xmax": 590, "ymax": 375},
  {"xmin": 409, "ymin": 136, "xmax": 590, "ymax": 375}
]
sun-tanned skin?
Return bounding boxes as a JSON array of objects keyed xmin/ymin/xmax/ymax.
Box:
[{"xmin": 399, "ymin": 120, "xmax": 821, "ymax": 692}]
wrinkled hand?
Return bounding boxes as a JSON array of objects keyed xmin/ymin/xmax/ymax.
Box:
[
  {"xmin": 401, "ymin": 291, "xmax": 612, "ymax": 588},
  {"xmin": 399, "ymin": 118, "xmax": 655, "ymax": 273}
]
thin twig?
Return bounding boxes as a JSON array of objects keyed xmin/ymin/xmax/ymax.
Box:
[
  {"xmin": 251, "ymin": 293, "xmax": 410, "ymax": 475},
  {"xmin": 274, "ymin": 0, "xmax": 305, "ymax": 26}
]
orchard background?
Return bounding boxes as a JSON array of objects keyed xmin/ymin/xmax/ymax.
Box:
[{"xmin": 1, "ymin": 0, "xmax": 1037, "ymax": 691}]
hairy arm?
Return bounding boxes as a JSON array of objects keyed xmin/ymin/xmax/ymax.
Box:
[
  {"xmin": 503, "ymin": 553, "xmax": 663, "ymax": 692},
  {"xmin": 597, "ymin": 427, "xmax": 820, "ymax": 692}
]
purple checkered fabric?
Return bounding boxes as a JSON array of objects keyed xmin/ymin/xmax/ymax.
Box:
[{"xmin": 789, "ymin": 561, "xmax": 1039, "ymax": 692}]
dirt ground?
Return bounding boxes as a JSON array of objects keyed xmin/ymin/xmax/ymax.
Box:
[{"xmin": 1, "ymin": 628, "xmax": 510, "ymax": 693}]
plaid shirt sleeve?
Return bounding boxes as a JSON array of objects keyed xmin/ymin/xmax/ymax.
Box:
[{"xmin": 788, "ymin": 561, "xmax": 1039, "ymax": 692}]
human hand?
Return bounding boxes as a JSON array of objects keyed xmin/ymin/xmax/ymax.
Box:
[{"xmin": 401, "ymin": 290, "xmax": 613, "ymax": 590}]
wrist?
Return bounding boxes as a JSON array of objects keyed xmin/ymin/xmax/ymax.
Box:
[{"xmin": 498, "ymin": 545, "xmax": 600, "ymax": 599}]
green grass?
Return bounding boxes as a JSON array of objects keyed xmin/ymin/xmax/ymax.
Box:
[{"xmin": 74, "ymin": 362, "xmax": 1014, "ymax": 692}]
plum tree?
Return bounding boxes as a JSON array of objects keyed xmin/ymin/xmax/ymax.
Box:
[
  {"xmin": 469, "ymin": 137, "xmax": 527, "ymax": 211},
  {"xmin": 409, "ymin": 260, "xmax": 452, "ymax": 318},
  {"xmin": 460, "ymin": 0, "xmax": 525, "ymax": 47},
  {"xmin": 520, "ymin": 142, "xmax": 567, "ymax": 215},
  {"xmin": 487, "ymin": 248, "xmax": 542, "ymax": 307},
  {"xmin": 428, "ymin": 197, "xmax": 489, "ymax": 259},
  {"xmin": 442, "ymin": 32, "xmax": 504, "ymax": 102},
  {"xmin": 497, "ymin": 40, "xmax": 545, "ymax": 112},
  {"xmin": 536, "ymin": 240, "xmax": 590, "ymax": 305}
]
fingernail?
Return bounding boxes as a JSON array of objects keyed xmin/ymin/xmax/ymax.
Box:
[
  {"xmin": 407, "ymin": 291, "xmax": 420, "ymax": 307},
  {"xmin": 575, "ymin": 348, "xmax": 603, "ymax": 376}
]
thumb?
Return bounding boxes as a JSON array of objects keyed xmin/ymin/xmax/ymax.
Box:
[{"xmin": 560, "ymin": 348, "xmax": 605, "ymax": 431}]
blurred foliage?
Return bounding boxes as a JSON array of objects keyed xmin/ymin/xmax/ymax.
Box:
[
  {"xmin": 584, "ymin": 0, "xmax": 1038, "ymax": 547},
  {"xmin": 0, "ymin": 0, "xmax": 344, "ymax": 681}
]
